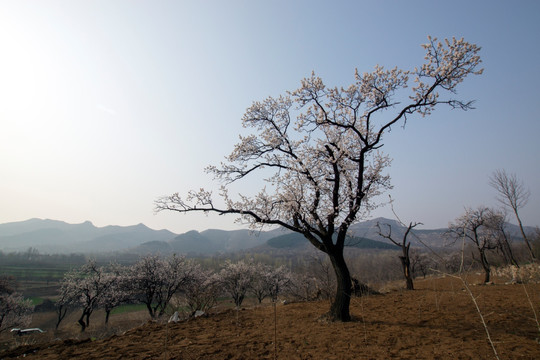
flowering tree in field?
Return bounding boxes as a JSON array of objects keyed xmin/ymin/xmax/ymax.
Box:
[
  {"xmin": 156, "ymin": 37, "xmax": 483, "ymax": 321},
  {"xmin": 60, "ymin": 261, "xmax": 120, "ymax": 331},
  {"xmin": 130, "ymin": 255, "xmax": 194, "ymax": 319},
  {"xmin": 250, "ymin": 263, "xmax": 291, "ymax": 303},
  {"xmin": 0, "ymin": 275, "xmax": 33, "ymax": 333},
  {"xmin": 218, "ymin": 260, "xmax": 254, "ymax": 308},
  {"xmin": 265, "ymin": 265, "xmax": 292, "ymax": 302},
  {"xmin": 181, "ymin": 265, "xmax": 221, "ymax": 314},
  {"xmin": 98, "ymin": 264, "xmax": 131, "ymax": 325}
]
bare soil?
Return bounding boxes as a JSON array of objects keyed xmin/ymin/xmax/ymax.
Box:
[{"xmin": 1, "ymin": 275, "xmax": 540, "ymax": 359}]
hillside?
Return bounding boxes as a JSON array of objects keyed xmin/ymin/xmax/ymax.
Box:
[
  {"xmin": 263, "ymin": 232, "xmax": 396, "ymax": 250},
  {"xmin": 1, "ymin": 275, "xmax": 539, "ymax": 359}
]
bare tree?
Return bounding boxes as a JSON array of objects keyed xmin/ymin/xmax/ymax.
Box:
[
  {"xmin": 377, "ymin": 221, "xmax": 422, "ymax": 290},
  {"xmin": 485, "ymin": 209, "xmax": 518, "ymax": 266},
  {"xmin": 156, "ymin": 37, "xmax": 482, "ymax": 321},
  {"xmin": 448, "ymin": 207, "xmax": 499, "ymax": 283},
  {"xmin": 286, "ymin": 273, "xmax": 320, "ymax": 302},
  {"xmin": 489, "ymin": 169, "xmax": 534, "ymax": 261},
  {"xmin": 410, "ymin": 250, "xmax": 433, "ymax": 279}
]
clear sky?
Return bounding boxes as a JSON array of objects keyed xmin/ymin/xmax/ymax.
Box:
[{"xmin": 1, "ymin": 0, "xmax": 539, "ymax": 234}]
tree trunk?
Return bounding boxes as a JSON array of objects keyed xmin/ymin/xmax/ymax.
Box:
[
  {"xmin": 55, "ymin": 305, "xmax": 68, "ymax": 330},
  {"xmin": 105, "ymin": 310, "xmax": 111, "ymax": 325},
  {"xmin": 400, "ymin": 257, "xmax": 414, "ymax": 290},
  {"xmin": 328, "ymin": 251, "xmax": 351, "ymax": 322},
  {"xmin": 479, "ymin": 251, "xmax": 491, "ymax": 283},
  {"xmin": 146, "ymin": 303, "xmax": 156, "ymax": 319},
  {"xmin": 516, "ymin": 213, "xmax": 536, "ymax": 261},
  {"xmin": 78, "ymin": 312, "xmax": 87, "ymax": 332},
  {"xmin": 401, "ymin": 244, "xmax": 414, "ymax": 290}
]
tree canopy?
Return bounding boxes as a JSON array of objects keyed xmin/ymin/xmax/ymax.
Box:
[{"xmin": 156, "ymin": 37, "xmax": 482, "ymax": 321}]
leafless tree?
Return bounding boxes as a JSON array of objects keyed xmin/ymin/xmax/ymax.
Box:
[
  {"xmin": 410, "ymin": 251, "xmax": 434, "ymax": 279},
  {"xmin": 489, "ymin": 169, "xmax": 534, "ymax": 261},
  {"xmin": 286, "ymin": 273, "xmax": 320, "ymax": 302},
  {"xmin": 156, "ymin": 37, "xmax": 482, "ymax": 321},
  {"xmin": 485, "ymin": 209, "xmax": 519, "ymax": 266},
  {"xmin": 377, "ymin": 221, "xmax": 421, "ymax": 290},
  {"xmin": 448, "ymin": 207, "xmax": 499, "ymax": 283}
]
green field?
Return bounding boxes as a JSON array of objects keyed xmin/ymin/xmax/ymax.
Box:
[
  {"xmin": 0, "ymin": 265, "xmax": 71, "ymax": 281},
  {"xmin": 111, "ymin": 304, "xmax": 148, "ymax": 315}
]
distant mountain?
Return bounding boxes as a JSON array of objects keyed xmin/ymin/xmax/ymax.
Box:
[
  {"xmin": 266, "ymin": 233, "xmax": 306, "ymax": 249},
  {"xmin": 348, "ymin": 217, "xmax": 536, "ymax": 249},
  {"xmin": 144, "ymin": 228, "xmax": 281, "ymax": 255},
  {"xmin": 0, "ymin": 219, "xmax": 176, "ymax": 253},
  {"xmin": 169, "ymin": 230, "xmax": 221, "ymax": 254},
  {"xmin": 264, "ymin": 232, "xmax": 396, "ymax": 250},
  {"xmin": 0, "ymin": 217, "xmax": 535, "ymax": 255}
]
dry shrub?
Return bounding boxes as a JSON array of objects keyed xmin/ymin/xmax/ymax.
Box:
[{"xmin": 493, "ymin": 263, "xmax": 540, "ymax": 283}]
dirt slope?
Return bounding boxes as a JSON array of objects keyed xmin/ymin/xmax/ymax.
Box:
[{"xmin": 2, "ymin": 276, "xmax": 540, "ymax": 359}]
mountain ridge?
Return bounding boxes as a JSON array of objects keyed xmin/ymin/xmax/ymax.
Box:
[{"xmin": 0, "ymin": 218, "xmax": 535, "ymax": 255}]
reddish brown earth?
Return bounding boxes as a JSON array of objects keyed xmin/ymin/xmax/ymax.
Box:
[{"xmin": 1, "ymin": 275, "xmax": 540, "ymax": 359}]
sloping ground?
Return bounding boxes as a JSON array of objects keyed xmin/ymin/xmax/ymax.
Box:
[{"xmin": 2, "ymin": 276, "xmax": 540, "ymax": 359}]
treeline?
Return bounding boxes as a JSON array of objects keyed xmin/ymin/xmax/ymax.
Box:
[
  {"xmin": 0, "ymin": 248, "xmax": 86, "ymax": 267},
  {"xmin": 53, "ymin": 256, "xmax": 296, "ymax": 332}
]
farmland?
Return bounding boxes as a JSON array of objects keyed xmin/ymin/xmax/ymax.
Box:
[{"xmin": 1, "ymin": 274, "xmax": 540, "ymax": 359}]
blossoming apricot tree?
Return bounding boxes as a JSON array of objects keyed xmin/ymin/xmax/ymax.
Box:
[{"xmin": 156, "ymin": 37, "xmax": 483, "ymax": 321}]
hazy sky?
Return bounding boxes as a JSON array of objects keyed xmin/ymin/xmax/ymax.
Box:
[{"xmin": 1, "ymin": 0, "xmax": 539, "ymax": 234}]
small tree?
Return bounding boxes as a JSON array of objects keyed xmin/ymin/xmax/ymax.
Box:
[
  {"xmin": 449, "ymin": 207, "xmax": 499, "ymax": 283},
  {"xmin": 377, "ymin": 221, "xmax": 422, "ymax": 290},
  {"xmin": 287, "ymin": 273, "xmax": 320, "ymax": 301},
  {"xmin": 486, "ymin": 209, "xmax": 518, "ymax": 267},
  {"xmin": 131, "ymin": 255, "xmax": 194, "ymax": 319},
  {"xmin": 219, "ymin": 260, "xmax": 254, "ymax": 309},
  {"xmin": 250, "ymin": 263, "xmax": 291, "ymax": 303},
  {"xmin": 156, "ymin": 37, "xmax": 482, "ymax": 321},
  {"xmin": 54, "ymin": 292, "xmax": 71, "ymax": 330},
  {"xmin": 305, "ymin": 254, "xmax": 336, "ymax": 300},
  {"xmin": 265, "ymin": 265, "xmax": 292, "ymax": 302},
  {"xmin": 250, "ymin": 263, "xmax": 273, "ymax": 304},
  {"xmin": 182, "ymin": 265, "xmax": 220, "ymax": 315},
  {"xmin": 489, "ymin": 169, "xmax": 534, "ymax": 261},
  {"xmin": 60, "ymin": 261, "xmax": 118, "ymax": 332},
  {"xmin": 410, "ymin": 251, "xmax": 433, "ymax": 279},
  {"xmin": 0, "ymin": 275, "xmax": 33, "ymax": 333},
  {"xmin": 98, "ymin": 264, "xmax": 131, "ymax": 325}
]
